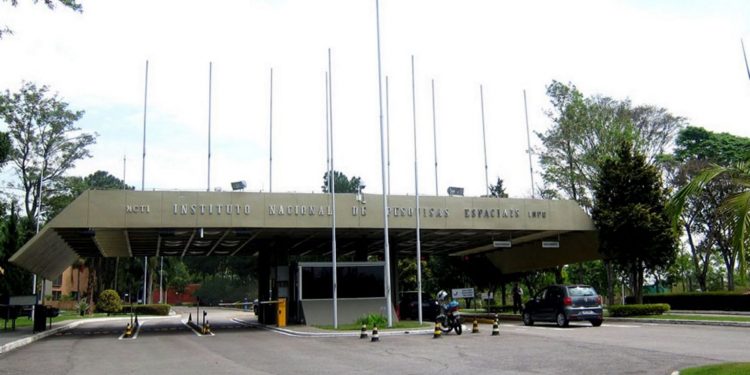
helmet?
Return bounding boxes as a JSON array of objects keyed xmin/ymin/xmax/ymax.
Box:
[{"xmin": 436, "ymin": 290, "xmax": 448, "ymax": 301}]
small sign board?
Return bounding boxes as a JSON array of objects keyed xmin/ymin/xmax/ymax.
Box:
[
  {"xmin": 480, "ymin": 292, "xmax": 494, "ymax": 300},
  {"xmin": 452, "ymin": 288, "xmax": 475, "ymax": 299},
  {"xmin": 8, "ymin": 295, "xmax": 37, "ymax": 305},
  {"xmin": 493, "ymin": 240, "xmax": 512, "ymax": 248},
  {"xmin": 447, "ymin": 187, "xmax": 464, "ymax": 196},
  {"xmin": 542, "ymin": 241, "xmax": 560, "ymax": 248}
]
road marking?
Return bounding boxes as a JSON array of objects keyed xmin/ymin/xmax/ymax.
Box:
[{"xmin": 603, "ymin": 324, "xmax": 639, "ymax": 328}]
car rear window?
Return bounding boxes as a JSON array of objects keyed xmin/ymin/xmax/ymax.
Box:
[{"xmin": 566, "ymin": 286, "xmax": 597, "ymax": 296}]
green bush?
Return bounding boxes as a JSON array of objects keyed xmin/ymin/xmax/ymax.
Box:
[
  {"xmin": 75, "ymin": 300, "xmax": 90, "ymax": 316},
  {"xmin": 96, "ymin": 289, "xmax": 122, "ymax": 315},
  {"xmin": 121, "ymin": 304, "xmax": 171, "ymax": 316},
  {"xmin": 608, "ymin": 304, "xmax": 670, "ymax": 317},
  {"xmin": 625, "ymin": 292, "xmax": 750, "ymax": 311},
  {"xmin": 356, "ymin": 313, "xmax": 387, "ymax": 328}
]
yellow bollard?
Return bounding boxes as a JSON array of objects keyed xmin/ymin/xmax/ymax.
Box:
[
  {"xmin": 472, "ymin": 319, "xmax": 479, "ymax": 334},
  {"xmin": 491, "ymin": 318, "xmax": 500, "ymax": 336},
  {"xmin": 360, "ymin": 324, "xmax": 368, "ymax": 339},
  {"xmin": 370, "ymin": 326, "xmax": 379, "ymax": 342},
  {"xmin": 433, "ymin": 321, "xmax": 442, "ymax": 339}
]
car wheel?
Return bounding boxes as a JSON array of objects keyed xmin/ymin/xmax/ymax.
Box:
[
  {"xmin": 522, "ymin": 312, "xmax": 534, "ymax": 326},
  {"xmin": 591, "ymin": 319, "xmax": 603, "ymax": 327},
  {"xmin": 555, "ymin": 312, "xmax": 569, "ymax": 328}
]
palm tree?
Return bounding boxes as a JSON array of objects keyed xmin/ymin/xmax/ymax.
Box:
[{"xmin": 669, "ymin": 162, "xmax": 750, "ymax": 284}]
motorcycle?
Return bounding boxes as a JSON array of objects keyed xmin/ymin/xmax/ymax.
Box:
[{"xmin": 435, "ymin": 299, "xmax": 462, "ymax": 335}]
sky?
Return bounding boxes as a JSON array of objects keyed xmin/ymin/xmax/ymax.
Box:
[{"xmin": 1, "ymin": 0, "xmax": 749, "ymax": 198}]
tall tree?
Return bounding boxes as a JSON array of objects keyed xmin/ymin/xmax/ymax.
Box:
[
  {"xmin": 321, "ymin": 170, "xmax": 363, "ymax": 193},
  {"xmin": 537, "ymin": 81, "xmax": 684, "ymax": 211},
  {"xmin": 0, "ymin": 131, "xmax": 10, "ymax": 168},
  {"xmin": 666, "ymin": 127, "xmax": 750, "ymax": 290},
  {"xmin": 1, "ymin": 0, "xmax": 82, "ymax": 38},
  {"xmin": 0, "ymin": 82, "xmax": 96, "ymax": 223},
  {"xmin": 669, "ymin": 162, "xmax": 750, "ymax": 289},
  {"xmin": 488, "ymin": 177, "xmax": 508, "ymax": 198},
  {"xmin": 592, "ymin": 141, "xmax": 677, "ymax": 303}
]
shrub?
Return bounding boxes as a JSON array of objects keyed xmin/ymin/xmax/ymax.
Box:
[
  {"xmin": 121, "ymin": 304, "xmax": 171, "ymax": 316},
  {"xmin": 96, "ymin": 289, "xmax": 122, "ymax": 315},
  {"xmin": 625, "ymin": 292, "xmax": 750, "ymax": 311},
  {"xmin": 75, "ymin": 300, "xmax": 90, "ymax": 316},
  {"xmin": 356, "ymin": 313, "xmax": 387, "ymax": 328},
  {"xmin": 608, "ymin": 304, "xmax": 670, "ymax": 317}
]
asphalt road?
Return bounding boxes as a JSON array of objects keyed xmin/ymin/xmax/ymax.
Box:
[{"xmin": 1, "ymin": 308, "xmax": 748, "ymax": 375}]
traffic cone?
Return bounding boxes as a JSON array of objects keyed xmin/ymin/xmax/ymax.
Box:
[
  {"xmin": 360, "ymin": 324, "xmax": 368, "ymax": 339},
  {"xmin": 124, "ymin": 323, "xmax": 132, "ymax": 337},
  {"xmin": 433, "ymin": 321, "xmax": 442, "ymax": 339},
  {"xmin": 370, "ymin": 326, "xmax": 379, "ymax": 342},
  {"xmin": 472, "ymin": 319, "xmax": 479, "ymax": 334},
  {"xmin": 491, "ymin": 318, "xmax": 500, "ymax": 336}
]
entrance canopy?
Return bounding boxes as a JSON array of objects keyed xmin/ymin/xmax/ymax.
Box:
[{"xmin": 11, "ymin": 190, "xmax": 599, "ymax": 280}]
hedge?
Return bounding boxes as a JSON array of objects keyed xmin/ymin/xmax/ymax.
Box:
[
  {"xmin": 121, "ymin": 304, "xmax": 171, "ymax": 316},
  {"xmin": 608, "ymin": 304, "xmax": 670, "ymax": 317},
  {"xmin": 625, "ymin": 292, "xmax": 750, "ymax": 311}
]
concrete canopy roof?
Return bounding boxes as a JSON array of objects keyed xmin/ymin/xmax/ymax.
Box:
[{"xmin": 11, "ymin": 190, "xmax": 600, "ymax": 280}]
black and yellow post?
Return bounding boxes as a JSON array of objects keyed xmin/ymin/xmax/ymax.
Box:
[
  {"xmin": 370, "ymin": 326, "xmax": 379, "ymax": 342},
  {"xmin": 433, "ymin": 321, "xmax": 442, "ymax": 339},
  {"xmin": 491, "ymin": 318, "xmax": 500, "ymax": 336},
  {"xmin": 359, "ymin": 324, "xmax": 368, "ymax": 339},
  {"xmin": 124, "ymin": 323, "xmax": 132, "ymax": 337},
  {"xmin": 472, "ymin": 319, "xmax": 479, "ymax": 334}
]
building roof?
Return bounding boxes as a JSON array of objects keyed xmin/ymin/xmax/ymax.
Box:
[{"xmin": 11, "ymin": 190, "xmax": 599, "ymax": 279}]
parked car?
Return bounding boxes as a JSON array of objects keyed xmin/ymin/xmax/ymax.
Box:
[
  {"xmin": 522, "ymin": 285, "xmax": 603, "ymax": 327},
  {"xmin": 398, "ymin": 292, "xmax": 439, "ymax": 321}
]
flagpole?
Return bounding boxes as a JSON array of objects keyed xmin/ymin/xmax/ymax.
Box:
[
  {"xmin": 207, "ymin": 61, "xmax": 213, "ymax": 192},
  {"xmin": 142, "ymin": 60, "xmax": 149, "ymax": 305},
  {"xmin": 328, "ymin": 48, "xmax": 338, "ymax": 329},
  {"xmin": 480, "ymin": 85, "xmax": 489, "ymax": 196},
  {"xmin": 375, "ymin": 0, "xmax": 393, "ymax": 328},
  {"xmin": 524, "ymin": 89, "xmax": 535, "ymax": 198},
  {"xmin": 431, "ymin": 79, "xmax": 438, "ymax": 196},
  {"xmin": 742, "ymin": 39, "xmax": 750, "ymax": 80},
  {"xmin": 269, "ymin": 68, "xmax": 274, "ymax": 193},
  {"xmin": 411, "ymin": 55, "xmax": 423, "ymax": 325}
]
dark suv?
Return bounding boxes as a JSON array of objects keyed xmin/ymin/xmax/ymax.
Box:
[
  {"xmin": 398, "ymin": 292, "xmax": 439, "ymax": 321},
  {"xmin": 522, "ymin": 285, "xmax": 603, "ymax": 327}
]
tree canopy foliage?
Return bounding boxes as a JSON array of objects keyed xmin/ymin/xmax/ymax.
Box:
[
  {"xmin": 0, "ymin": 82, "xmax": 95, "ymax": 222},
  {"xmin": 321, "ymin": 170, "xmax": 363, "ymax": 193},
  {"xmin": 592, "ymin": 141, "xmax": 676, "ymax": 303},
  {"xmin": 488, "ymin": 177, "xmax": 508, "ymax": 198},
  {"xmin": 1, "ymin": 0, "xmax": 82, "ymax": 38},
  {"xmin": 664, "ymin": 127, "xmax": 750, "ymax": 291},
  {"xmin": 537, "ymin": 81, "xmax": 684, "ymax": 210}
]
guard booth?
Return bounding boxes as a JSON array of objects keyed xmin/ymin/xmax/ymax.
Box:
[{"xmin": 257, "ymin": 259, "xmax": 395, "ymax": 326}]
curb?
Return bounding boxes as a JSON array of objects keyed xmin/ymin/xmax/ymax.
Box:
[
  {"xmin": 0, "ymin": 314, "xmax": 181, "ymax": 355},
  {"xmin": 0, "ymin": 320, "xmax": 82, "ymax": 355}
]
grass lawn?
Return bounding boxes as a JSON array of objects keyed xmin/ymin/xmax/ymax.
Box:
[
  {"xmin": 630, "ymin": 314, "xmax": 750, "ymax": 323},
  {"xmin": 315, "ymin": 321, "xmax": 432, "ymax": 331},
  {"xmin": 680, "ymin": 363, "xmax": 750, "ymax": 375},
  {"xmin": 8, "ymin": 310, "xmax": 109, "ymax": 329}
]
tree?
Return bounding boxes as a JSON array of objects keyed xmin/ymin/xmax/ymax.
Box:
[
  {"xmin": 321, "ymin": 170, "xmax": 363, "ymax": 193},
  {"xmin": 46, "ymin": 170, "xmax": 132, "ymax": 219},
  {"xmin": 665, "ymin": 127, "xmax": 750, "ymax": 291},
  {"xmin": 669, "ymin": 162, "xmax": 750, "ymax": 288},
  {"xmin": 0, "ymin": 131, "xmax": 10, "ymax": 168},
  {"xmin": 592, "ymin": 141, "xmax": 677, "ymax": 303},
  {"xmin": 1, "ymin": 0, "xmax": 82, "ymax": 38},
  {"xmin": 537, "ymin": 81, "xmax": 684, "ymax": 211},
  {"xmin": 0, "ymin": 82, "xmax": 96, "ymax": 223},
  {"xmin": 488, "ymin": 177, "xmax": 508, "ymax": 198},
  {"xmin": 0, "ymin": 201, "xmax": 32, "ymax": 297}
]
